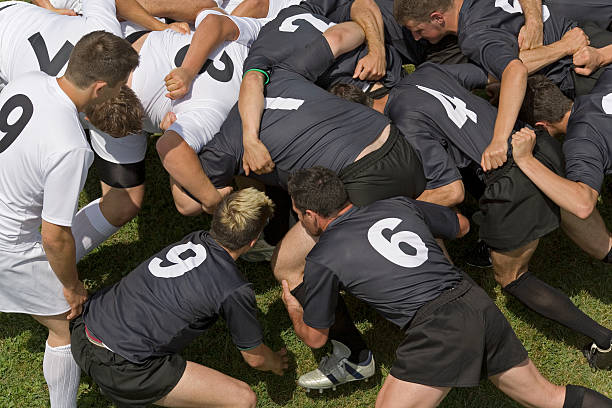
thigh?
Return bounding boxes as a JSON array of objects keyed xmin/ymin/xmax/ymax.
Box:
[
  {"xmin": 155, "ymin": 361, "xmax": 255, "ymax": 408},
  {"xmin": 271, "ymin": 222, "xmax": 316, "ymax": 290},
  {"xmin": 376, "ymin": 374, "xmax": 450, "ymax": 408},
  {"xmin": 32, "ymin": 312, "xmax": 71, "ymax": 346},
  {"xmin": 100, "ymin": 181, "xmax": 145, "ymax": 227}
]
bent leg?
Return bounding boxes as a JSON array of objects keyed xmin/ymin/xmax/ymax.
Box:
[
  {"xmin": 490, "ymin": 358, "xmax": 564, "ymax": 408},
  {"xmin": 155, "ymin": 361, "xmax": 256, "ymax": 408},
  {"xmin": 271, "ymin": 221, "xmax": 317, "ymax": 290},
  {"xmin": 138, "ymin": 0, "xmax": 218, "ymax": 22},
  {"xmin": 32, "ymin": 313, "xmax": 80, "ymax": 408},
  {"xmin": 375, "ymin": 374, "xmax": 450, "ymax": 408},
  {"xmin": 230, "ymin": 0, "xmax": 269, "ymax": 18},
  {"xmin": 560, "ymin": 208, "xmax": 612, "ymax": 261},
  {"xmin": 169, "ymin": 176, "xmax": 204, "ymax": 216}
]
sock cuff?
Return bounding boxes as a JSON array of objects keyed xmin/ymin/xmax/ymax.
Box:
[
  {"xmin": 45, "ymin": 341, "xmax": 72, "ymax": 354},
  {"xmin": 81, "ymin": 198, "xmax": 118, "ymax": 236},
  {"xmin": 563, "ymin": 385, "xmax": 586, "ymax": 408},
  {"xmin": 503, "ymin": 271, "xmax": 533, "ymax": 292}
]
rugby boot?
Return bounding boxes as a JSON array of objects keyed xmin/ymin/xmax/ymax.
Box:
[
  {"xmin": 298, "ymin": 340, "xmax": 375, "ymax": 393},
  {"xmin": 583, "ymin": 341, "xmax": 612, "ymax": 370},
  {"xmin": 239, "ymin": 235, "xmax": 275, "ymax": 263}
]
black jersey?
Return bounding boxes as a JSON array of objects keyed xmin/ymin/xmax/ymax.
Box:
[
  {"xmin": 304, "ymin": 0, "xmax": 428, "ymax": 64},
  {"xmin": 83, "ymin": 231, "xmax": 263, "ymax": 363},
  {"xmin": 545, "ymin": 0, "xmax": 612, "ymax": 29},
  {"xmin": 386, "ymin": 63, "xmax": 500, "ymax": 188},
  {"xmin": 301, "ymin": 197, "xmax": 462, "ymax": 330},
  {"xmin": 200, "ymin": 67, "xmax": 389, "ymax": 189},
  {"xmin": 458, "ymin": 0, "xmax": 575, "ymax": 93},
  {"xmin": 563, "ymin": 67, "xmax": 612, "ymax": 193}
]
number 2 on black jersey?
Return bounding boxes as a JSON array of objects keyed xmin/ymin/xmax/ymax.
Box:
[
  {"xmin": 0, "ymin": 94, "xmax": 34, "ymax": 154},
  {"xmin": 174, "ymin": 46, "xmax": 234, "ymax": 82}
]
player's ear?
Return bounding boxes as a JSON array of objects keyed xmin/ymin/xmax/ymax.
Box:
[
  {"xmin": 430, "ymin": 11, "xmax": 445, "ymax": 26},
  {"xmin": 535, "ymin": 120, "xmax": 554, "ymax": 135},
  {"xmin": 92, "ymin": 80, "xmax": 108, "ymax": 98}
]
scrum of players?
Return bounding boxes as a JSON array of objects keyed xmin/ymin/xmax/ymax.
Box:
[{"xmin": 0, "ymin": 0, "xmax": 612, "ymax": 406}]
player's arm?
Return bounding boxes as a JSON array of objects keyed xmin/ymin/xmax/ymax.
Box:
[
  {"xmin": 512, "ymin": 127, "xmax": 599, "ymax": 219},
  {"xmin": 416, "ymin": 180, "xmax": 465, "ymax": 208},
  {"xmin": 573, "ymin": 44, "xmax": 612, "ymax": 76},
  {"xmin": 517, "ymin": 0, "xmax": 543, "ymax": 50},
  {"xmin": 41, "ymin": 221, "xmax": 87, "ymax": 319},
  {"xmin": 32, "ymin": 0, "xmax": 77, "ymax": 15},
  {"xmin": 115, "ymin": 0, "xmax": 190, "ymax": 34},
  {"xmin": 156, "ymin": 130, "xmax": 224, "ymax": 214},
  {"xmin": 165, "ymin": 13, "xmax": 241, "ymax": 100},
  {"xmin": 240, "ymin": 344, "xmax": 289, "ymax": 375},
  {"xmin": 349, "ymin": 0, "xmax": 385, "ymax": 80},
  {"xmin": 281, "ymin": 281, "xmax": 329, "ymax": 348},
  {"xmin": 481, "ymin": 59, "xmax": 527, "ymax": 172},
  {"xmin": 519, "ymin": 27, "xmax": 589, "ymax": 74}
]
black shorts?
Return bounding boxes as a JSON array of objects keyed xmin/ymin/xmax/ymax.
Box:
[
  {"xmin": 339, "ymin": 126, "xmax": 426, "ymax": 207},
  {"xmin": 390, "ymin": 276, "xmax": 528, "ymax": 387},
  {"xmin": 70, "ymin": 316, "xmax": 186, "ymax": 408},
  {"xmin": 474, "ymin": 130, "xmax": 564, "ymax": 252}
]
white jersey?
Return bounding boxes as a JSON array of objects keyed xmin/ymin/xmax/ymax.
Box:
[
  {"xmin": 219, "ymin": 0, "xmax": 302, "ymax": 18},
  {"xmin": 132, "ymin": 10, "xmax": 265, "ymax": 151},
  {"xmin": 0, "ymin": 72, "xmax": 93, "ymax": 250},
  {"xmin": 0, "ymin": 0, "xmax": 122, "ymax": 84}
]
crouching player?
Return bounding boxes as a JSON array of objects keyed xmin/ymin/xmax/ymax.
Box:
[
  {"xmin": 282, "ymin": 167, "xmax": 612, "ymax": 407},
  {"xmin": 71, "ymin": 188, "xmax": 288, "ymax": 407}
]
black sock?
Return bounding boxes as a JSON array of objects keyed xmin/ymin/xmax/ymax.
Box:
[
  {"xmin": 564, "ymin": 385, "xmax": 612, "ymax": 408},
  {"xmin": 601, "ymin": 247, "xmax": 612, "ymax": 264},
  {"xmin": 504, "ymin": 273, "xmax": 612, "ymax": 349},
  {"xmin": 290, "ymin": 284, "xmax": 368, "ymax": 364}
]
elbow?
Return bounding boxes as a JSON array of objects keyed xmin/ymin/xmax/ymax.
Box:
[
  {"xmin": 574, "ymin": 200, "xmax": 596, "ymax": 220},
  {"xmin": 504, "ymin": 59, "xmax": 528, "ymax": 79},
  {"xmin": 447, "ymin": 181, "xmax": 465, "ymax": 207}
]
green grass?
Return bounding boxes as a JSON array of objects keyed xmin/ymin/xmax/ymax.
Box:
[{"xmin": 1, "ymin": 135, "xmax": 611, "ymax": 407}]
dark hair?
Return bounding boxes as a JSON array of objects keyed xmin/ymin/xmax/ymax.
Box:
[
  {"xmin": 394, "ymin": 0, "xmax": 452, "ymax": 24},
  {"xmin": 520, "ymin": 75, "xmax": 573, "ymax": 126},
  {"xmin": 210, "ymin": 188, "xmax": 275, "ymax": 250},
  {"xmin": 65, "ymin": 31, "xmax": 139, "ymax": 89},
  {"xmin": 287, "ymin": 167, "xmax": 349, "ymax": 217},
  {"xmin": 329, "ymin": 83, "xmax": 373, "ymax": 107},
  {"xmin": 85, "ymin": 85, "xmax": 144, "ymax": 137}
]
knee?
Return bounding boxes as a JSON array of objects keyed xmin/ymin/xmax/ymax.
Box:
[
  {"xmin": 237, "ymin": 383, "xmax": 257, "ymax": 408},
  {"xmin": 173, "ymin": 196, "xmax": 203, "ymax": 216}
]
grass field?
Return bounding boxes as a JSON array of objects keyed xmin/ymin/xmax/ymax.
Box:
[{"xmin": 0, "ymin": 135, "xmax": 611, "ymax": 407}]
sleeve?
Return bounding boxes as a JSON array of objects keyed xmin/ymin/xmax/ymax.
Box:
[
  {"xmin": 390, "ymin": 113, "xmax": 462, "ymax": 189},
  {"xmin": 411, "ymin": 200, "xmax": 459, "ymax": 240},
  {"xmin": 81, "ymin": 0, "xmax": 122, "ymax": 37},
  {"xmin": 220, "ymin": 284, "xmax": 264, "ymax": 350},
  {"xmin": 42, "ymin": 147, "xmax": 93, "ymax": 227},
  {"xmin": 437, "ymin": 63, "xmax": 489, "ymax": 90},
  {"xmin": 301, "ymin": 0, "xmax": 353, "ymax": 18},
  {"xmin": 563, "ymin": 126, "xmax": 608, "ymax": 193},
  {"xmin": 459, "ymin": 29, "xmax": 519, "ymax": 80},
  {"xmin": 194, "ymin": 10, "xmax": 265, "ymax": 47},
  {"xmin": 302, "ymin": 259, "xmax": 339, "ymax": 329},
  {"xmin": 169, "ymin": 109, "xmax": 222, "ymax": 153}
]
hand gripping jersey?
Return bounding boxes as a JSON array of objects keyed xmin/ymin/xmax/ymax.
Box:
[
  {"xmin": 563, "ymin": 67, "xmax": 612, "ymax": 193},
  {"xmin": 132, "ymin": 10, "xmax": 265, "ymax": 151},
  {"xmin": 83, "ymin": 231, "xmax": 263, "ymax": 363},
  {"xmin": 457, "ymin": 0, "xmax": 575, "ymax": 94},
  {"xmin": 386, "ymin": 62, "xmax": 502, "ymax": 189},
  {"xmin": 0, "ymin": 0, "xmax": 121, "ymax": 85},
  {"xmin": 301, "ymin": 197, "xmax": 462, "ymax": 330},
  {"xmin": 0, "ymin": 72, "xmax": 93, "ymax": 249}
]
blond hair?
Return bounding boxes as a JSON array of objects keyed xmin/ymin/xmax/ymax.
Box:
[{"xmin": 210, "ymin": 188, "xmax": 275, "ymax": 250}]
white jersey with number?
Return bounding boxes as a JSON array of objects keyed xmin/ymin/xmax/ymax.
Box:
[
  {"xmin": 0, "ymin": 72, "xmax": 93, "ymax": 251},
  {"xmin": 0, "ymin": 0, "xmax": 122, "ymax": 84},
  {"xmin": 132, "ymin": 10, "xmax": 265, "ymax": 152}
]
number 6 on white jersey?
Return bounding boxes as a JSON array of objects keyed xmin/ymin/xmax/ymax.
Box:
[
  {"xmin": 367, "ymin": 218, "xmax": 428, "ymax": 268},
  {"xmin": 149, "ymin": 242, "xmax": 207, "ymax": 278}
]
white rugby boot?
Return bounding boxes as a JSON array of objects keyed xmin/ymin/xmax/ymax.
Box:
[{"xmin": 298, "ymin": 340, "xmax": 375, "ymax": 393}]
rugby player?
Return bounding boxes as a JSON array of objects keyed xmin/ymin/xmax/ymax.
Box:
[
  {"xmin": 393, "ymin": 0, "xmax": 612, "ymax": 173},
  {"xmin": 0, "ymin": 32, "xmax": 138, "ymax": 408},
  {"xmin": 282, "ymin": 166, "xmax": 612, "ymax": 408},
  {"xmin": 512, "ymin": 70, "xmax": 612, "ymax": 369}
]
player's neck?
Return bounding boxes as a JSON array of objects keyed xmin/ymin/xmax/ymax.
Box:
[
  {"xmin": 56, "ymin": 76, "xmax": 89, "ymax": 112},
  {"xmin": 445, "ymin": 0, "xmax": 463, "ymax": 34},
  {"xmin": 320, "ymin": 203, "xmax": 353, "ymax": 232}
]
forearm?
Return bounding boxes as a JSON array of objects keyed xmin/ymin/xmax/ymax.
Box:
[
  {"xmin": 115, "ymin": 0, "xmax": 167, "ymax": 31},
  {"xmin": 181, "ymin": 14, "xmax": 239, "ymax": 78},
  {"xmin": 494, "ymin": 61, "xmax": 527, "ymax": 144},
  {"xmin": 286, "ymin": 305, "xmax": 327, "ymax": 349},
  {"xmin": 597, "ymin": 44, "xmax": 612, "ymax": 66},
  {"xmin": 32, "ymin": 0, "xmax": 55, "ymax": 10},
  {"xmin": 157, "ymin": 131, "xmax": 222, "ymax": 210},
  {"xmin": 239, "ymin": 71, "xmax": 266, "ymax": 144},
  {"xmin": 519, "ymin": 41, "xmax": 569, "ymax": 74},
  {"xmin": 416, "ymin": 181, "xmax": 465, "ymax": 207},
  {"xmin": 518, "ymin": 0, "xmax": 542, "ymax": 25},
  {"xmin": 41, "ymin": 222, "xmax": 79, "ymax": 290},
  {"xmin": 350, "ymin": 0, "xmax": 385, "ymax": 57},
  {"xmin": 515, "ymin": 156, "xmax": 597, "ymax": 218}
]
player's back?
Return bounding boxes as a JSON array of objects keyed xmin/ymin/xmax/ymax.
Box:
[
  {"xmin": 0, "ymin": 0, "xmax": 121, "ymax": 83},
  {"xmin": 0, "ymin": 72, "xmax": 92, "ymax": 249}
]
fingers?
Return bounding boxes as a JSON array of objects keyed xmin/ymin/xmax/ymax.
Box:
[
  {"xmin": 574, "ymin": 66, "xmax": 591, "ymax": 76},
  {"xmin": 281, "ymin": 280, "xmax": 292, "ymax": 304}
]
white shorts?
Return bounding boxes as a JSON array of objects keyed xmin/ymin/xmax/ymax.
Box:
[
  {"xmin": 0, "ymin": 243, "xmax": 69, "ymax": 316},
  {"xmin": 80, "ymin": 115, "xmax": 148, "ymax": 165}
]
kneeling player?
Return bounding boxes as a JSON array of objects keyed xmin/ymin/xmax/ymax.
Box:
[
  {"xmin": 70, "ymin": 188, "xmax": 288, "ymax": 407},
  {"xmin": 282, "ymin": 167, "xmax": 612, "ymax": 408}
]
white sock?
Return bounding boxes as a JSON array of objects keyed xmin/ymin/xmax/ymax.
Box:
[
  {"xmin": 43, "ymin": 342, "xmax": 80, "ymax": 408},
  {"xmin": 72, "ymin": 198, "xmax": 119, "ymax": 261}
]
